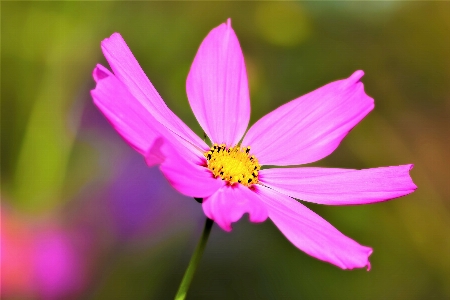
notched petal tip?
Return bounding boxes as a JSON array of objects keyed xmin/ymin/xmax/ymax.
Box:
[
  {"xmin": 350, "ymin": 70, "xmax": 365, "ymax": 83},
  {"xmin": 336, "ymin": 245, "xmax": 372, "ymax": 271},
  {"xmin": 406, "ymin": 164, "xmax": 418, "ymax": 190},
  {"xmin": 92, "ymin": 64, "xmax": 110, "ymax": 82},
  {"xmin": 341, "ymin": 70, "xmax": 365, "ymax": 89},
  {"xmin": 101, "ymin": 32, "xmax": 123, "ymax": 47}
]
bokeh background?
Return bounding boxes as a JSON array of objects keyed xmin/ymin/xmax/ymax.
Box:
[{"xmin": 2, "ymin": 2, "xmax": 449, "ymax": 299}]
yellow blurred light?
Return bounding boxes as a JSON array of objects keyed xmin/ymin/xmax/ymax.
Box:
[{"xmin": 254, "ymin": 2, "xmax": 311, "ymax": 47}]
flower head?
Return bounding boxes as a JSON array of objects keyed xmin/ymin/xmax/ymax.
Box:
[{"xmin": 91, "ymin": 19, "xmax": 416, "ymax": 270}]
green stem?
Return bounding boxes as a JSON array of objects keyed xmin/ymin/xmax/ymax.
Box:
[{"xmin": 174, "ymin": 217, "xmax": 214, "ymax": 300}]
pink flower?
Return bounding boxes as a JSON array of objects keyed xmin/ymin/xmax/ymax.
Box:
[
  {"xmin": 91, "ymin": 19, "xmax": 416, "ymax": 270},
  {"xmin": 1, "ymin": 209, "xmax": 88, "ymax": 299}
]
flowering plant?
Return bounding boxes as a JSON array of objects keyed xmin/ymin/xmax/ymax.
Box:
[{"xmin": 91, "ymin": 19, "xmax": 416, "ymax": 298}]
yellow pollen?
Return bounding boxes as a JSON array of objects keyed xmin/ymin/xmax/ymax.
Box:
[{"xmin": 204, "ymin": 143, "xmax": 261, "ymax": 186}]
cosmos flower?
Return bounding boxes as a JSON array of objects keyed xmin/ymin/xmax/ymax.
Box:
[{"xmin": 91, "ymin": 19, "xmax": 416, "ymax": 270}]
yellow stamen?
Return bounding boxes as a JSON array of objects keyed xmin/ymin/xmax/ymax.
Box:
[{"xmin": 204, "ymin": 143, "xmax": 261, "ymax": 186}]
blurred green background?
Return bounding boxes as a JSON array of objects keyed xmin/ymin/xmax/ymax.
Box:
[{"xmin": 2, "ymin": 2, "xmax": 449, "ymax": 299}]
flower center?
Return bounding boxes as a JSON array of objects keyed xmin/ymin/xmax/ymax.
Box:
[{"xmin": 204, "ymin": 144, "xmax": 261, "ymax": 186}]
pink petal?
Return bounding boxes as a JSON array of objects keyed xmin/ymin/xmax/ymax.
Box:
[
  {"xmin": 260, "ymin": 164, "xmax": 417, "ymax": 205},
  {"xmin": 242, "ymin": 71, "xmax": 374, "ymax": 166},
  {"xmin": 202, "ymin": 184, "xmax": 268, "ymax": 232},
  {"xmin": 158, "ymin": 140, "xmax": 225, "ymax": 198},
  {"xmin": 91, "ymin": 65, "xmax": 165, "ymax": 161},
  {"xmin": 100, "ymin": 33, "xmax": 208, "ymax": 152},
  {"xmin": 256, "ymin": 185, "xmax": 372, "ymax": 270},
  {"xmin": 186, "ymin": 19, "xmax": 250, "ymax": 146}
]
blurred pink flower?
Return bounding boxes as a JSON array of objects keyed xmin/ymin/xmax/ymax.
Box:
[
  {"xmin": 1, "ymin": 209, "xmax": 88, "ymax": 299},
  {"xmin": 33, "ymin": 227, "xmax": 85, "ymax": 299},
  {"xmin": 91, "ymin": 19, "xmax": 416, "ymax": 270},
  {"xmin": 1, "ymin": 210, "xmax": 34, "ymax": 298}
]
